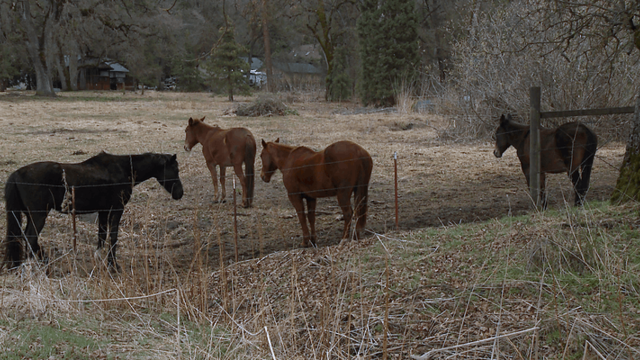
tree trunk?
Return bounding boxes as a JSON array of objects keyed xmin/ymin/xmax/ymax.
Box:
[
  {"xmin": 612, "ymin": 96, "xmax": 640, "ymax": 203},
  {"xmin": 68, "ymin": 43, "xmax": 79, "ymax": 91},
  {"xmin": 21, "ymin": 1, "xmax": 55, "ymax": 97},
  {"xmin": 57, "ymin": 51, "xmax": 68, "ymax": 91},
  {"xmin": 261, "ymin": 0, "xmax": 274, "ymax": 92},
  {"xmin": 307, "ymin": 1, "xmax": 333, "ymax": 101}
]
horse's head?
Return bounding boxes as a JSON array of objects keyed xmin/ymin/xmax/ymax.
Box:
[
  {"xmin": 157, "ymin": 154, "xmax": 184, "ymax": 200},
  {"xmin": 260, "ymin": 138, "xmax": 280, "ymax": 183},
  {"xmin": 494, "ymin": 114, "xmax": 512, "ymax": 158},
  {"xmin": 184, "ymin": 116, "xmax": 205, "ymax": 152}
]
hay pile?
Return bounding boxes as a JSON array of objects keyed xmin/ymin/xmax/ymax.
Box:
[{"xmin": 235, "ymin": 95, "xmax": 290, "ymax": 116}]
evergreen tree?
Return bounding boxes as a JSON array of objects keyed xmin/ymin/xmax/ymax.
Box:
[
  {"xmin": 170, "ymin": 38, "xmax": 206, "ymax": 92},
  {"xmin": 327, "ymin": 47, "xmax": 352, "ymax": 101},
  {"xmin": 357, "ymin": 0, "xmax": 419, "ymax": 106},
  {"xmin": 205, "ymin": 24, "xmax": 251, "ymax": 101}
]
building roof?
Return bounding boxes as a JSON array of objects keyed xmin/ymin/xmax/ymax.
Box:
[
  {"xmin": 241, "ymin": 57, "xmax": 264, "ymax": 71},
  {"xmin": 66, "ymin": 57, "xmax": 130, "ymax": 73},
  {"xmin": 273, "ymin": 62, "xmax": 322, "ymax": 74},
  {"xmin": 105, "ymin": 61, "xmax": 129, "ymax": 73}
]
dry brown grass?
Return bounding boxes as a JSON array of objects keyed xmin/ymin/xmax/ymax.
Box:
[{"xmin": 0, "ymin": 90, "xmax": 635, "ymax": 359}]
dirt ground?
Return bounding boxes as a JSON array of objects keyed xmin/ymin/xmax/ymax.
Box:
[{"xmin": 0, "ymin": 91, "xmax": 625, "ymax": 277}]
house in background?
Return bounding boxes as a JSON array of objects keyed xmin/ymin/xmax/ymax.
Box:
[
  {"xmin": 77, "ymin": 59, "xmax": 134, "ymax": 90},
  {"xmin": 241, "ymin": 57, "xmax": 267, "ymax": 87},
  {"xmin": 272, "ymin": 62, "xmax": 324, "ymax": 90}
]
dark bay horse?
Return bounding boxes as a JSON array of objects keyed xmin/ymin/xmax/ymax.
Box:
[
  {"xmin": 4, "ymin": 152, "xmax": 184, "ymax": 270},
  {"xmin": 260, "ymin": 139, "xmax": 373, "ymax": 247},
  {"xmin": 494, "ymin": 114, "xmax": 598, "ymax": 207},
  {"xmin": 184, "ymin": 117, "xmax": 256, "ymax": 207}
]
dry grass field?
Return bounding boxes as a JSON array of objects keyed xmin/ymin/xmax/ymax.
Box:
[{"xmin": 0, "ymin": 90, "xmax": 637, "ymax": 359}]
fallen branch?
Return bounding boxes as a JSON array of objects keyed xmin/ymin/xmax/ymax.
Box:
[{"xmin": 411, "ymin": 327, "xmax": 539, "ymax": 360}]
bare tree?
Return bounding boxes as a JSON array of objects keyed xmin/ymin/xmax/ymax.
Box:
[
  {"xmin": 0, "ymin": 0, "xmax": 168, "ymax": 96},
  {"xmin": 526, "ymin": 0, "xmax": 640, "ymax": 203},
  {"xmin": 295, "ymin": 0, "xmax": 358, "ymax": 99}
]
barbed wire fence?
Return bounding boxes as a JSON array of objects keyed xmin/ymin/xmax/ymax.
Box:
[{"xmin": 0, "ymin": 141, "xmax": 630, "ymax": 273}]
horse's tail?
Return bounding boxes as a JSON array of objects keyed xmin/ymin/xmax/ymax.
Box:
[
  {"xmin": 354, "ymin": 156, "xmax": 373, "ymax": 236},
  {"xmin": 4, "ymin": 172, "xmax": 25, "ymax": 269},
  {"xmin": 244, "ymin": 134, "xmax": 256, "ymax": 207},
  {"xmin": 577, "ymin": 126, "xmax": 598, "ymax": 201}
]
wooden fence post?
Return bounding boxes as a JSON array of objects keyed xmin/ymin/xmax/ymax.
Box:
[
  {"xmin": 530, "ymin": 87, "xmax": 542, "ymax": 208},
  {"xmin": 72, "ymin": 186, "xmax": 77, "ymax": 253}
]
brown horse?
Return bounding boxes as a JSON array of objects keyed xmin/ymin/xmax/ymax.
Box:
[
  {"xmin": 260, "ymin": 139, "xmax": 373, "ymax": 247},
  {"xmin": 494, "ymin": 114, "xmax": 598, "ymax": 207},
  {"xmin": 184, "ymin": 117, "xmax": 256, "ymax": 207}
]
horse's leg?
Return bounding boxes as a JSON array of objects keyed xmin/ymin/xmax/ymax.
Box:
[
  {"xmin": 569, "ymin": 166, "xmax": 582, "ymax": 206},
  {"xmin": 206, "ymin": 162, "xmax": 221, "ymax": 203},
  {"xmin": 307, "ymin": 198, "xmax": 317, "ymax": 245},
  {"xmin": 337, "ymin": 190, "xmax": 354, "ymax": 240},
  {"xmin": 288, "ymin": 195, "xmax": 311, "ymax": 247},
  {"xmin": 24, "ymin": 211, "xmax": 48, "ymax": 261},
  {"xmin": 107, "ymin": 211, "xmax": 124, "ymax": 272},
  {"xmin": 97, "ymin": 211, "xmax": 109, "ymax": 250},
  {"xmin": 233, "ymin": 163, "xmax": 249, "ymax": 208},
  {"xmin": 219, "ymin": 166, "xmax": 227, "ymax": 203}
]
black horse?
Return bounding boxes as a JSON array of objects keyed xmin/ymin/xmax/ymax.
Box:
[
  {"xmin": 494, "ymin": 114, "xmax": 598, "ymax": 207},
  {"xmin": 4, "ymin": 152, "xmax": 184, "ymax": 270}
]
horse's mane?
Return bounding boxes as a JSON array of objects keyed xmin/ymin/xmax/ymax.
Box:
[
  {"xmin": 80, "ymin": 152, "xmax": 160, "ymax": 166},
  {"xmin": 80, "ymin": 151, "xmax": 114, "ymax": 165},
  {"xmin": 291, "ymin": 145, "xmax": 316, "ymax": 154}
]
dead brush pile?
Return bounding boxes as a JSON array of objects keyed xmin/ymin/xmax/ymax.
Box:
[{"xmin": 235, "ymin": 95, "xmax": 291, "ymax": 116}]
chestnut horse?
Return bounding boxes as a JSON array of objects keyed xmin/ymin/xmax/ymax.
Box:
[
  {"xmin": 184, "ymin": 117, "xmax": 256, "ymax": 207},
  {"xmin": 260, "ymin": 139, "xmax": 373, "ymax": 247},
  {"xmin": 494, "ymin": 114, "xmax": 598, "ymax": 207}
]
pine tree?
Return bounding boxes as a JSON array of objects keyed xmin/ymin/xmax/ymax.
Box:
[
  {"xmin": 327, "ymin": 47, "xmax": 352, "ymax": 101},
  {"xmin": 205, "ymin": 24, "xmax": 251, "ymax": 101},
  {"xmin": 357, "ymin": 0, "xmax": 419, "ymax": 107}
]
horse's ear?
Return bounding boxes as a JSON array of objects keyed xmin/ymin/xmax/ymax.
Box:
[
  {"xmin": 261, "ymin": 139, "xmax": 267, "ymax": 148},
  {"xmin": 188, "ymin": 117, "xmax": 194, "ymax": 126},
  {"xmin": 275, "ymin": 138, "xmax": 280, "ymax": 143},
  {"xmin": 201, "ymin": 116, "xmax": 206, "ymax": 122},
  {"xmin": 500, "ymin": 114, "xmax": 509, "ymax": 124}
]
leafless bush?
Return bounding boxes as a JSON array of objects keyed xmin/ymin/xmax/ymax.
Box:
[
  {"xmin": 394, "ymin": 77, "xmax": 416, "ymax": 115},
  {"xmin": 431, "ymin": 0, "xmax": 640, "ymax": 142}
]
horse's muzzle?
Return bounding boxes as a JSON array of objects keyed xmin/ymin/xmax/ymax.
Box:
[
  {"xmin": 493, "ymin": 149, "xmax": 502, "ymax": 158},
  {"xmin": 260, "ymin": 170, "xmax": 274, "ymax": 183},
  {"xmin": 172, "ymin": 184, "xmax": 184, "ymax": 199},
  {"xmin": 173, "ymin": 188, "xmax": 184, "ymax": 200},
  {"xmin": 184, "ymin": 144, "xmax": 191, "ymax": 152}
]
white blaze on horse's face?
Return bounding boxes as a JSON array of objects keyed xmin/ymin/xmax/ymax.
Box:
[{"xmin": 184, "ymin": 127, "xmax": 195, "ymax": 152}]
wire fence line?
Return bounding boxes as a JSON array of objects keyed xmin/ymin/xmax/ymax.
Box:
[{"xmin": 0, "ymin": 137, "xmax": 628, "ymax": 219}]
